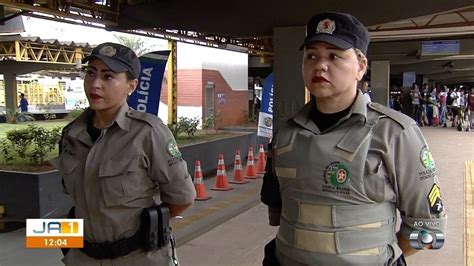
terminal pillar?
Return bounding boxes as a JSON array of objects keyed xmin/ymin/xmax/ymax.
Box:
[
  {"xmin": 273, "ymin": 26, "xmax": 306, "ymax": 132},
  {"xmin": 370, "ymin": 61, "xmax": 390, "ymax": 106},
  {"xmin": 167, "ymin": 40, "xmax": 178, "ymax": 125},
  {"xmin": 4, "ymin": 72, "xmax": 18, "ymax": 113}
]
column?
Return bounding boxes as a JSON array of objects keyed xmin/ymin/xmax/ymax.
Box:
[
  {"xmin": 4, "ymin": 73, "xmax": 18, "ymax": 113},
  {"xmin": 370, "ymin": 61, "xmax": 390, "ymax": 106},
  {"xmin": 273, "ymin": 26, "xmax": 306, "ymax": 132}
]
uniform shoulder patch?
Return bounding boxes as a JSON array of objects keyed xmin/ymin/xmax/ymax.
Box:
[
  {"xmin": 126, "ymin": 109, "xmax": 162, "ymax": 127},
  {"xmin": 367, "ymin": 102, "xmax": 415, "ymax": 129}
]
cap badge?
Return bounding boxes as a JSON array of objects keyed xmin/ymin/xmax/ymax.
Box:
[
  {"xmin": 98, "ymin": 46, "xmax": 116, "ymax": 57},
  {"xmin": 316, "ymin": 19, "xmax": 336, "ymax": 34}
]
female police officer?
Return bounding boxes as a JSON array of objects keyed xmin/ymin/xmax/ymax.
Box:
[
  {"xmin": 261, "ymin": 12, "xmax": 447, "ymax": 266},
  {"xmin": 55, "ymin": 42, "xmax": 195, "ymax": 265}
]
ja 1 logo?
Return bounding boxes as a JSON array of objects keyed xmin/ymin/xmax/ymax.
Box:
[
  {"xmin": 409, "ymin": 229, "xmax": 444, "ymax": 249},
  {"xmin": 26, "ymin": 219, "xmax": 84, "ymax": 248}
]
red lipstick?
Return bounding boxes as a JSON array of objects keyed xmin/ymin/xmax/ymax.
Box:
[
  {"xmin": 312, "ymin": 76, "xmax": 328, "ymax": 83},
  {"xmin": 90, "ymin": 93, "xmax": 102, "ymax": 100}
]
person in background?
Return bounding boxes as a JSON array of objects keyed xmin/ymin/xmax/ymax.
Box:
[
  {"xmin": 261, "ymin": 12, "xmax": 446, "ymax": 266},
  {"xmin": 54, "ymin": 42, "xmax": 195, "ymax": 265},
  {"xmin": 438, "ymin": 86, "xmax": 448, "ymax": 127},
  {"xmin": 468, "ymin": 87, "xmax": 474, "ymax": 130},
  {"xmin": 426, "ymin": 87, "xmax": 438, "ymax": 126},
  {"xmin": 18, "ymin": 93, "xmax": 29, "ymax": 113},
  {"xmin": 450, "ymin": 87, "xmax": 460, "ymax": 127},
  {"xmin": 419, "ymin": 83, "xmax": 430, "ymax": 126},
  {"xmin": 411, "ymin": 84, "xmax": 421, "ymax": 126},
  {"xmin": 360, "ymin": 80, "xmax": 371, "ymax": 102}
]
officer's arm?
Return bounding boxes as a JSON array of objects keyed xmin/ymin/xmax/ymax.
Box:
[
  {"xmin": 147, "ymin": 124, "xmax": 196, "ymax": 209},
  {"xmin": 391, "ymin": 124, "xmax": 447, "ymax": 256},
  {"xmin": 165, "ymin": 203, "xmax": 193, "ymax": 218},
  {"xmin": 260, "ymin": 145, "xmax": 282, "ymax": 226}
]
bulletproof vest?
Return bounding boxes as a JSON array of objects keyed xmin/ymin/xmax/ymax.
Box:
[{"xmin": 273, "ymin": 109, "xmax": 399, "ymax": 266}]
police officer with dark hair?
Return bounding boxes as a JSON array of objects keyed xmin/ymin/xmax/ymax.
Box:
[
  {"xmin": 53, "ymin": 42, "xmax": 195, "ymax": 265},
  {"xmin": 261, "ymin": 12, "xmax": 447, "ymax": 266}
]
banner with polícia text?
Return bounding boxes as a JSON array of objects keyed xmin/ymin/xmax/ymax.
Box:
[
  {"xmin": 257, "ymin": 73, "xmax": 273, "ymax": 138},
  {"xmin": 128, "ymin": 51, "xmax": 170, "ymax": 116}
]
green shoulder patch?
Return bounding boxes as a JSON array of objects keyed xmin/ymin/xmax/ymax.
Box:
[
  {"xmin": 166, "ymin": 140, "xmax": 182, "ymax": 158},
  {"xmin": 420, "ymin": 145, "xmax": 436, "ymax": 170}
]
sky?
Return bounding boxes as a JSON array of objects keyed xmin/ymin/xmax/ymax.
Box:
[{"xmin": 20, "ymin": 16, "xmax": 168, "ymax": 49}]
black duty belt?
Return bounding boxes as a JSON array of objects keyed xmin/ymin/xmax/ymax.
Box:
[{"xmin": 80, "ymin": 230, "xmax": 143, "ymax": 260}]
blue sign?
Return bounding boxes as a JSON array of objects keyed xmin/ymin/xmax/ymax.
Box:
[
  {"xmin": 421, "ymin": 40, "xmax": 460, "ymax": 56},
  {"xmin": 257, "ymin": 73, "xmax": 273, "ymax": 138},
  {"xmin": 128, "ymin": 51, "xmax": 170, "ymax": 116}
]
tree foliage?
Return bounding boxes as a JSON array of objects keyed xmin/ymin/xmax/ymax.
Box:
[{"xmin": 114, "ymin": 35, "xmax": 153, "ymax": 57}]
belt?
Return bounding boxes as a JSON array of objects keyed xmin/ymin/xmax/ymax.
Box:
[{"xmin": 80, "ymin": 230, "xmax": 143, "ymax": 260}]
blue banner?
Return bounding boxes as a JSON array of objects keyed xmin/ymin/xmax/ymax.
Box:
[
  {"xmin": 257, "ymin": 73, "xmax": 273, "ymax": 138},
  {"xmin": 128, "ymin": 50, "xmax": 170, "ymax": 115}
]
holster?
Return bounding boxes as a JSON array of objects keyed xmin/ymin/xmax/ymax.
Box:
[
  {"xmin": 63, "ymin": 204, "xmax": 172, "ymax": 260},
  {"xmin": 141, "ymin": 204, "xmax": 172, "ymax": 251}
]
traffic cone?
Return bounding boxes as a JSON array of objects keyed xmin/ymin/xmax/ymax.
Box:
[
  {"xmin": 256, "ymin": 144, "xmax": 266, "ymax": 175},
  {"xmin": 230, "ymin": 149, "xmax": 249, "ymax": 184},
  {"xmin": 194, "ymin": 160, "xmax": 211, "ymax": 201},
  {"xmin": 211, "ymin": 154, "xmax": 233, "ymax": 191},
  {"xmin": 244, "ymin": 147, "xmax": 259, "ymax": 179}
]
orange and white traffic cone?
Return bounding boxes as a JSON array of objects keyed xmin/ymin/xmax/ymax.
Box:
[
  {"xmin": 194, "ymin": 160, "xmax": 211, "ymax": 201},
  {"xmin": 244, "ymin": 147, "xmax": 259, "ymax": 179},
  {"xmin": 211, "ymin": 154, "xmax": 233, "ymax": 191},
  {"xmin": 230, "ymin": 149, "xmax": 249, "ymax": 184},
  {"xmin": 256, "ymin": 144, "xmax": 266, "ymax": 175}
]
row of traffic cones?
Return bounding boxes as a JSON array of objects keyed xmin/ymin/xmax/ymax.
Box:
[{"xmin": 194, "ymin": 145, "xmax": 267, "ymax": 201}]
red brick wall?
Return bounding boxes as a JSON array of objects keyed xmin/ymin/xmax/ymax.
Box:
[
  {"xmin": 160, "ymin": 70, "xmax": 202, "ymax": 106},
  {"xmin": 202, "ymin": 69, "xmax": 248, "ymax": 128},
  {"xmin": 160, "ymin": 69, "xmax": 248, "ymax": 128}
]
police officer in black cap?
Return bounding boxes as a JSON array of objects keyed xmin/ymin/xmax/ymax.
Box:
[
  {"xmin": 54, "ymin": 42, "xmax": 195, "ymax": 265},
  {"xmin": 261, "ymin": 12, "xmax": 447, "ymax": 266}
]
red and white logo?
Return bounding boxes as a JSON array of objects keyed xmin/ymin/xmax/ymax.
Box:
[{"xmin": 316, "ymin": 19, "xmax": 336, "ymax": 34}]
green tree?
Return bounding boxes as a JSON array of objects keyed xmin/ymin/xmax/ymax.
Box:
[{"xmin": 114, "ymin": 35, "xmax": 154, "ymax": 57}]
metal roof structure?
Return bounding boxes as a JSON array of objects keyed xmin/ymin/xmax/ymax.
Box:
[{"xmin": 0, "ymin": 1, "xmax": 473, "ymax": 83}]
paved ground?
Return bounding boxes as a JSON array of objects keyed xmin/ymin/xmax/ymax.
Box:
[
  {"xmin": 465, "ymin": 160, "xmax": 473, "ymax": 266},
  {"xmin": 0, "ymin": 126, "xmax": 472, "ymax": 266}
]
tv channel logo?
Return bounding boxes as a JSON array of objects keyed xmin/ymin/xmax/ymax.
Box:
[
  {"xmin": 409, "ymin": 229, "xmax": 444, "ymax": 249},
  {"xmin": 26, "ymin": 219, "xmax": 83, "ymax": 248}
]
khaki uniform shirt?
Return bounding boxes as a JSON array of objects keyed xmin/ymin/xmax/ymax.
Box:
[
  {"xmin": 56, "ymin": 103, "xmax": 195, "ymax": 265},
  {"xmin": 262, "ymin": 92, "xmax": 447, "ymax": 265}
]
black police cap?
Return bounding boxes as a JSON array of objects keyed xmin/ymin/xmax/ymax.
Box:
[
  {"xmin": 83, "ymin": 42, "xmax": 141, "ymax": 79},
  {"xmin": 300, "ymin": 12, "xmax": 370, "ymax": 55}
]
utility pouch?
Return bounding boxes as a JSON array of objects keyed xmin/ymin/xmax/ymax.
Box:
[{"xmin": 142, "ymin": 204, "xmax": 171, "ymax": 251}]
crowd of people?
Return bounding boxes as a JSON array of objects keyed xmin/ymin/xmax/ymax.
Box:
[{"xmin": 389, "ymin": 83, "xmax": 474, "ymax": 131}]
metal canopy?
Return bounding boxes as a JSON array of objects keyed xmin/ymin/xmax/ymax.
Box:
[
  {"xmin": 118, "ymin": 0, "xmax": 471, "ymax": 37},
  {"xmin": 0, "ymin": 0, "xmax": 473, "ymax": 84}
]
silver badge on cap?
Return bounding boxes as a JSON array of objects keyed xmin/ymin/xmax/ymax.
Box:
[
  {"xmin": 98, "ymin": 46, "xmax": 116, "ymax": 57},
  {"xmin": 316, "ymin": 19, "xmax": 336, "ymax": 34}
]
